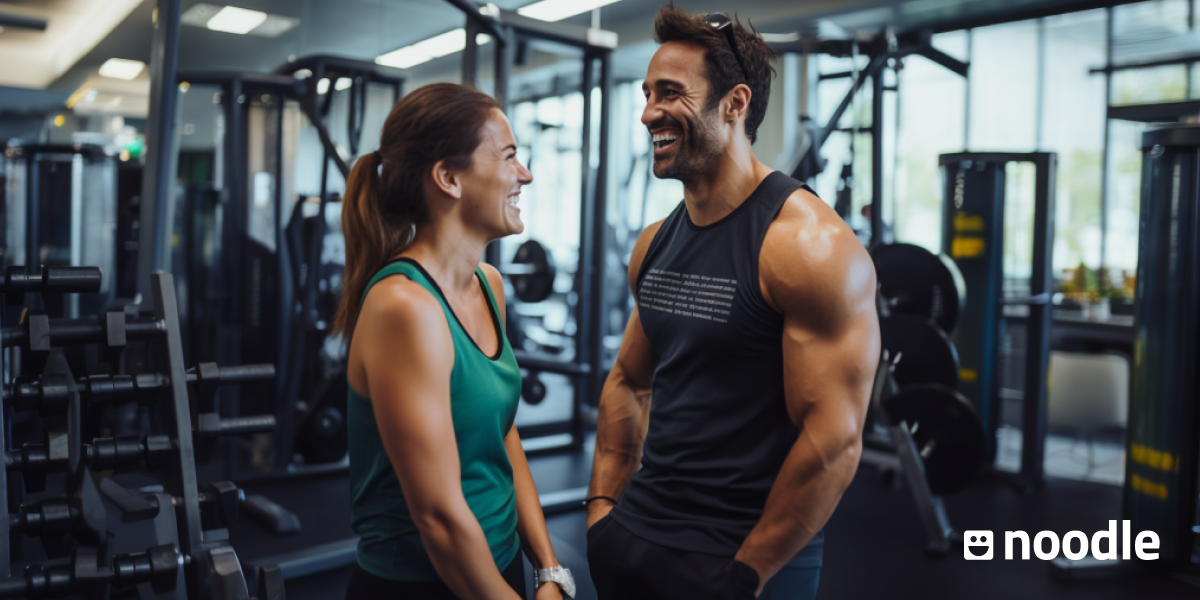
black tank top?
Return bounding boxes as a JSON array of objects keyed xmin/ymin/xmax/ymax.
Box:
[{"xmin": 609, "ymin": 171, "xmax": 824, "ymax": 567}]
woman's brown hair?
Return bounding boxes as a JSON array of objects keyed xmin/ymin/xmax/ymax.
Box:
[{"xmin": 333, "ymin": 83, "xmax": 501, "ymax": 339}]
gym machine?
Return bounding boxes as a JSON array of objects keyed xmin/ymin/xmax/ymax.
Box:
[
  {"xmin": 456, "ymin": 1, "xmax": 617, "ymax": 459},
  {"xmin": 1051, "ymin": 123, "xmax": 1200, "ymax": 582},
  {"xmin": 939, "ymin": 152, "xmax": 1057, "ymax": 490},
  {"xmin": 2, "ymin": 144, "xmax": 118, "ymax": 319},
  {"xmin": 768, "ymin": 29, "xmax": 969, "ymax": 249},
  {"xmin": 0, "ymin": 264, "xmax": 284, "ymax": 599},
  {"xmin": 862, "ymin": 243, "xmax": 987, "ymax": 555},
  {"xmin": 173, "ymin": 57, "xmax": 404, "ymax": 479}
]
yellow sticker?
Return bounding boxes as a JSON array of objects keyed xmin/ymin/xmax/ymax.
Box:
[
  {"xmin": 960, "ymin": 368, "xmax": 978, "ymax": 383},
  {"xmin": 954, "ymin": 213, "xmax": 986, "ymax": 232},
  {"xmin": 951, "ymin": 237, "xmax": 986, "ymax": 259}
]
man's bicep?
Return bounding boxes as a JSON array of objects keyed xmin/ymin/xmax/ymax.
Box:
[
  {"xmin": 611, "ymin": 307, "xmax": 658, "ymax": 392},
  {"xmin": 781, "ymin": 311, "xmax": 878, "ymax": 432}
]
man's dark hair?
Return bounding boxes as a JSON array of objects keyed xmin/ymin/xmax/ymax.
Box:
[{"xmin": 653, "ymin": 5, "xmax": 777, "ymax": 144}]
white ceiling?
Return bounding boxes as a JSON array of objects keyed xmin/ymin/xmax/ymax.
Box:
[{"xmin": 0, "ymin": 0, "xmax": 142, "ymax": 88}]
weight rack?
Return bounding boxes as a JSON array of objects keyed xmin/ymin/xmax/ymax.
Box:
[{"xmin": 1, "ymin": 265, "xmax": 285, "ymax": 599}]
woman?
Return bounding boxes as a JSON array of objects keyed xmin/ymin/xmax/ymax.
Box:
[{"xmin": 335, "ymin": 83, "xmax": 568, "ymax": 600}]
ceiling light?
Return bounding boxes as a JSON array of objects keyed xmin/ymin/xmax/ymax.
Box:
[
  {"xmin": 518, "ymin": 0, "xmax": 622, "ymax": 22},
  {"xmin": 206, "ymin": 6, "xmax": 268, "ymax": 35},
  {"xmin": 316, "ymin": 78, "xmax": 330, "ymax": 95},
  {"xmin": 375, "ymin": 30, "xmax": 491, "ymax": 70},
  {"xmin": 99, "ymin": 58, "xmax": 146, "ymax": 80},
  {"xmin": 334, "ymin": 77, "xmax": 352, "ymax": 91}
]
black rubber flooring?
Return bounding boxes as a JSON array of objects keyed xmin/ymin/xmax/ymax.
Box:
[{"xmin": 230, "ymin": 454, "xmax": 1200, "ymax": 600}]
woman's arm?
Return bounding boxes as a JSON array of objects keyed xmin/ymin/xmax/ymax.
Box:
[
  {"xmin": 504, "ymin": 427, "xmax": 564, "ymax": 599},
  {"xmin": 482, "ymin": 263, "xmax": 565, "ymax": 599},
  {"xmin": 356, "ymin": 278, "xmax": 521, "ymax": 600}
]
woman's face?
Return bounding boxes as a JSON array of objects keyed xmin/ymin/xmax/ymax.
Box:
[{"xmin": 458, "ymin": 109, "xmax": 533, "ymax": 239}]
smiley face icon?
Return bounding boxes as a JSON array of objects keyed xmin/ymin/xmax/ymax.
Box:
[{"xmin": 964, "ymin": 530, "xmax": 993, "ymax": 560}]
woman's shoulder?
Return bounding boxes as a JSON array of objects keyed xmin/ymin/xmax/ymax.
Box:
[{"xmin": 359, "ymin": 275, "xmax": 446, "ymax": 335}]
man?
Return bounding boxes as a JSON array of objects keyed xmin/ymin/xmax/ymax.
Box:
[{"xmin": 586, "ymin": 6, "xmax": 880, "ymax": 599}]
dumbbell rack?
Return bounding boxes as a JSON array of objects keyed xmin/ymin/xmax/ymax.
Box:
[{"xmin": 0, "ymin": 266, "xmax": 285, "ymax": 599}]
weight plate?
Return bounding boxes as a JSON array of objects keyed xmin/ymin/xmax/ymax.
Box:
[
  {"xmin": 880, "ymin": 314, "xmax": 960, "ymax": 389},
  {"xmin": 510, "ymin": 240, "xmax": 556, "ymax": 304},
  {"xmin": 882, "ymin": 383, "xmax": 986, "ymax": 495},
  {"xmin": 872, "ymin": 243, "xmax": 966, "ymax": 335}
]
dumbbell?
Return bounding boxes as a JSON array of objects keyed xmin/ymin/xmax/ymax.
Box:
[
  {"xmin": 521, "ymin": 372, "xmax": 547, "ymax": 405},
  {"xmin": 0, "ymin": 544, "xmax": 179, "ymax": 597},
  {"xmin": 5, "ymin": 363, "xmax": 275, "ymax": 414},
  {"xmin": 7, "ymin": 434, "xmax": 173, "ymax": 493}
]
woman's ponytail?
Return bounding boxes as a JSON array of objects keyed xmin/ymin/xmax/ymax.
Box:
[{"xmin": 332, "ymin": 83, "xmax": 501, "ymax": 341}]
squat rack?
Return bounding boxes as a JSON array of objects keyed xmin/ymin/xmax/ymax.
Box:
[{"xmin": 455, "ymin": 1, "xmax": 617, "ymax": 455}]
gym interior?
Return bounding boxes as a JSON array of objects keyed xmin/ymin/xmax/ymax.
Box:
[{"xmin": 0, "ymin": 0, "xmax": 1198, "ymax": 598}]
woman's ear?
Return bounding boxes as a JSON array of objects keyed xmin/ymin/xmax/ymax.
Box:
[{"xmin": 429, "ymin": 159, "xmax": 463, "ymax": 199}]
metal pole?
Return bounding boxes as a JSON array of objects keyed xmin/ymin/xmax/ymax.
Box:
[
  {"xmin": 463, "ymin": 17, "xmax": 480, "ymax": 90},
  {"xmin": 136, "ymin": 0, "xmax": 183, "ymax": 300},
  {"xmin": 870, "ymin": 71, "xmax": 884, "ymax": 249},
  {"xmin": 1100, "ymin": 8, "xmax": 1114, "ymax": 269},
  {"xmin": 1020, "ymin": 152, "xmax": 1056, "ymax": 488},
  {"xmin": 273, "ymin": 96, "xmax": 294, "ymax": 470},
  {"xmin": 24, "ymin": 153, "xmax": 38, "ymax": 273},
  {"xmin": 574, "ymin": 54, "xmax": 597, "ymax": 451}
]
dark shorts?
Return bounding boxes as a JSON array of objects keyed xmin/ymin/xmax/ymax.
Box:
[
  {"xmin": 587, "ymin": 515, "xmax": 820, "ymax": 600},
  {"xmin": 344, "ymin": 553, "xmax": 525, "ymax": 600}
]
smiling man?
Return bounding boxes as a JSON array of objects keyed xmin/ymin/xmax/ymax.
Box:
[{"xmin": 584, "ymin": 6, "xmax": 880, "ymax": 600}]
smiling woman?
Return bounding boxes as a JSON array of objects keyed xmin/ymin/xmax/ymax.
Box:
[{"xmin": 333, "ymin": 82, "xmax": 569, "ymax": 600}]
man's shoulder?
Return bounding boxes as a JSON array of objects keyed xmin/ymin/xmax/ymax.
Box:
[{"xmin": 760, "ymin": 187, "xmax": 875, "ymax": 317}]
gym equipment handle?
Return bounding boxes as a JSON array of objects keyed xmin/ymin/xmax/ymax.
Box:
[
  {"xmin": 191, "ymin": 364, "xmax": 275, "ymax": 385},
  {"xmin": 2, "ymin": 319, "xmax": 164, "ymax": 348},
  {"xmin": 3, "ymin": 266, "xmax": 102, "ymax": 294},
  {"xmin": 513, "ymin": 350, "xmax": 591, "ymax": 377},
  {"xmin": 196, "ymin": 414, "xmax": 277, "ymax": 438}
]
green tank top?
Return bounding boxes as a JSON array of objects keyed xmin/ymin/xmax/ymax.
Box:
[{"xmin": 348, "ymin": 258, "xmax": 521, "ymax": 581}]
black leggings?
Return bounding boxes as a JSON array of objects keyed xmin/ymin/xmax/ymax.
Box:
[{"xmin": 344, "ymin": 555, "xmax": 525, "ymax": 600}]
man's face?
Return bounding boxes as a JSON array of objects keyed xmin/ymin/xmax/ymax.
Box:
[{"xmin": 641, "ymin": 41, "xmax": 725, "ymax": 184}]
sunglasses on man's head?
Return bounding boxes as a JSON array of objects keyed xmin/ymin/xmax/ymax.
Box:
[{"xmin": 704, "ymin": 13, "xmax": 749, "ymax": 81}]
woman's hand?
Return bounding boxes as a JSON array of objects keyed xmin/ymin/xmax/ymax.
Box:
[{"xmin": 535, "ymin": 582, "xmax": 564, "ymax": 600}]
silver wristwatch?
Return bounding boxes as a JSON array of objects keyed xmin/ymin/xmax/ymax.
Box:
[{"xmin": 533, "ymin": 565, "xmax": 576, "ymax": 599}]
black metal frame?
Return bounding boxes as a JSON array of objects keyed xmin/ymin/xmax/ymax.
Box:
[
  {"xmin": 939, "ymin": 151, "xmax": 1057, "ymax": 489},
  {"xmin": 457, "ymin": 4, "xmax": 616, "ymax": 453},
  {"xmin": 176, "ymin": 59, "xmax": 404, "ymax": 476},
  {"xmin": 769, "ymin": 31, "xmax": 969, "ymax": 249}
]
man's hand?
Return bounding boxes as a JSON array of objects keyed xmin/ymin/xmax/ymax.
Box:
[
  {"xmin": 535, "ymin": 581, "xmax": 564, "ymax": 600},
  {"xmin": 586, "ymin": 499, "xmax": 615, "ymax": 530}
]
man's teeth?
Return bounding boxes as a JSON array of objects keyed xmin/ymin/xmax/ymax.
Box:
[{"xmin": 652, "ymin": 132, "xmax": 680, "ymax": 148}]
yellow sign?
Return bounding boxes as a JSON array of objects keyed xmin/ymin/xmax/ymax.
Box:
[
  {"xmin": 954, "ymin": 213, "xmax": 986, "ymax": 232},
  {"xmin": 1130, "ymin": 443, "xmax": 1180, "ymax": 472},
  {"xmin": 951, "ymin": 237, "xmax": 986, "ymax": 258},
  {"xmin": 1130, "ymin": 473, "xmax": 1169, "ymax": 500},
  {"xmin": 960, "ymin": 368, "xmax": 978, "ymax": 383}
]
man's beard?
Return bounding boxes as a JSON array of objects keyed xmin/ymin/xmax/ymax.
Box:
[{"xmin": 652, "ymin": 108, "xmax": 724, "ymax": 185}]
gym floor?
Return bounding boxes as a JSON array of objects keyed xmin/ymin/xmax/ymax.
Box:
[{"xmin": 229, "ymin": 446, "xmax": 1199, "ymax": 600}]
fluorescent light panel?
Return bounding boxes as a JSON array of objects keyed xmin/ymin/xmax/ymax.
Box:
[
  {"xmin": 99, "ymin": 58, "xmax": 146, "ymax": 80},
  {"xmin": 334, "ymin": 77, "xmax": 353, "ymax": 91},
  {"xmin": 376, "ymin": 30, "xmax": 491, "ymax": 70},
  {"xmin": 375, "ymin": 0, "xmax": 622, "ymax": 70},
  {"xmin": 518, "ymin": 0, "xmax": 622, "ymax": 22},
  {"xmin": 206, "ymin": 6, "xmax": 268, "ymax": 35}
]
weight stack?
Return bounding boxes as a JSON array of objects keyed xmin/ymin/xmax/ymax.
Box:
[{"xmin": 1126, "ymin": 123, "xmax": 1200, "ymax": 568}]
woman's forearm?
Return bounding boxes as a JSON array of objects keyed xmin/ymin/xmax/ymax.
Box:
[
  {"xmin": 504, "ymin": 427, "xmax": 558, "ymax": 570},
  {"xmin": 417, "ymin": 503, "xmax": 523, "ymax": 600}
]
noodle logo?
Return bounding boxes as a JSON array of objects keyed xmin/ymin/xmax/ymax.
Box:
[{"xmin": 963, "ymin": 521, "xmax": 1160, "ymax": 561}]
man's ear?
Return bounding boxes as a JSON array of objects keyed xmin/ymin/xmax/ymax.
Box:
[
  {"xmin": 429, "ymin": 159, "xmax": 463, "ymax": 199},
  {"xmin": 725, "ymin": 84, "xmax": 752, "ymax": 124}
]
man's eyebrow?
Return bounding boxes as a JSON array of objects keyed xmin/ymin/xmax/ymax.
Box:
[
  {"xmin": 503, "ymin": 144, "xmax": 518, "ymax": 153},
  {"xmin": 648, "ymin": 78, "xmax": 685, "ymax": 89}
]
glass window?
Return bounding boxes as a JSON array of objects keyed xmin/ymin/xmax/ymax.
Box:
[
  {"xmin": 1105, "ymin": 119, "xmax": 1147, "ymax": 274},
  {"xmin": 968, "ymin": 21, "xmax": 1039, "ymax": 151},
  {"xmin": 1043, "ymin": 10, "xmax": 1108, "ymax": 273},
  {"xmin": 1111, "ymin": 66, "xmax": 1188, "ymax": 104},
  {"xmin": 1113, "ymin": 0, "xmax": 1192, "ymax": 65},
  {"xmin": 892, "ymin": 38, "xmax": 967, "ymax": 251}
]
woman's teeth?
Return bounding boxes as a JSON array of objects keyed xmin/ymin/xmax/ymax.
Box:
[
  {"xmin": 653, "ymin": 132, "xmax": 680, "ymax": 148},
  {"xmin": 506, "ymin": 193, "xmax": 520, "ymax": 206}
]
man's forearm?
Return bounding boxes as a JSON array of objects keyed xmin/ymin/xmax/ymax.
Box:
[
  {"xmin": 588, "ymin": 378, "xmax": 650, "ymax": 499},
  {"xmin": 734, "ymin": 433, "xmax": 861, "ymax": 587}
]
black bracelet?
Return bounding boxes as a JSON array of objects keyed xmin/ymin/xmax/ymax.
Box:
[{"xmin": 583, "ymin": 496, "xmax": 618, "ymax": 506}]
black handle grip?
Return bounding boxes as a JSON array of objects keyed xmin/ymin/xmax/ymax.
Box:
[
  {"xmin": 213, "ymin": 364, "xmax": 275, "ymax": 384},
  {"xmin": 3, "ymin": 266, "xmax": 102, "ymax": 294}
]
